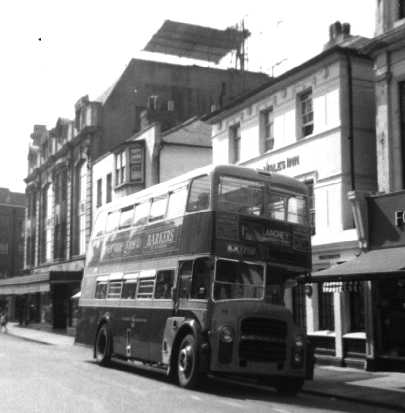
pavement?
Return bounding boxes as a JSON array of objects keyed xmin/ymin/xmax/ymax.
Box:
[{"xmin": 3, "ymin": 322, "xmax": 405, "ymax": 411}]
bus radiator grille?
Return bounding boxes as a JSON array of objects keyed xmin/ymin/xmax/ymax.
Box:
[{"xmin": 239, "ymin": 318, "xmax": 287, "ymax": 363}]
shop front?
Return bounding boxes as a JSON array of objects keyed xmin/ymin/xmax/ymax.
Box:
[
  {"xmin": 310, "ymin": 190, "xmax": 405, "ymax": 371},
  {"xmin": 0, "ymin": 270, "xmax": 82, "ymax": 331}
]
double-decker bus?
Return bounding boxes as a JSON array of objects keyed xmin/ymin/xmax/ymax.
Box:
[{"xmin": 77, "ymin": 164, "xmax": 313, "ymax": 393}]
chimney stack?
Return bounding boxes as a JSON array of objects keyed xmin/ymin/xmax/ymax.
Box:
[{"xmin": 324, "ymin": 21, "xmax": 352, "ymax": 50}]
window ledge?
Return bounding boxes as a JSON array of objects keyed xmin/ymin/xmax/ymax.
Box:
[
  {"xmin": 308, "ymin": 330, "xmax": 336, "ymax": 337},
  {"xmin": 343, "ymin": 332, "xmax": 366, "ymax": 340}
]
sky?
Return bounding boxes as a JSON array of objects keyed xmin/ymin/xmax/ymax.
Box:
[{"xmin": 0, "ymin": 0, "xmax": 376, "ymax": 193}]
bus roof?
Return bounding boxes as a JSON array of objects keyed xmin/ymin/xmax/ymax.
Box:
[{"xmin": 98, "ymin": 164, "xmax": 308, "ymax": 215}]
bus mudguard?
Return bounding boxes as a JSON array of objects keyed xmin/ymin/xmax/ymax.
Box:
[{"xmin": 163, "ymin": 317, "xmax": 210, "ymax": 375}]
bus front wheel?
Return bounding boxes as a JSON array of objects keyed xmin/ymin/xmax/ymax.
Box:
[
  {"xmin": 95, "ymin": 323, "xmax": 112, "ymax": 366},
  {"xmin": 176, "ymin": 334, "xmax": 200, "ymax": 388}
]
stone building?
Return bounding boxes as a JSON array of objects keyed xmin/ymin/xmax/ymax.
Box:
[
  {"xmin": 6, "ymin": 58, "xmax": 269, "ymax": 332},
  {"xmin": 206, "ymin": 24, "xmax": 378, "ymax": 368}
]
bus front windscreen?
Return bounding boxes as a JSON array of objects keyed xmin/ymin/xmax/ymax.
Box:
[
  {"xmin": 217, "ymin": 175, "xmax": 307, "ymax": 225},
  {"xmin": 213, "ymin": 260, "xmax": 265, "ymax": 300}
]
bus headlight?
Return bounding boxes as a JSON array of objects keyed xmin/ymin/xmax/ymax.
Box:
[
  {"xmin": 294, "ymin": 335, "xmax": 304, "ymax": 348},
  {"xmin": 291, "ymin": 335, "xmax": 305, "ymax": 368},
  {"xmin": 219, "ymin": 325, "xmax": 234, "ymax": 343}
]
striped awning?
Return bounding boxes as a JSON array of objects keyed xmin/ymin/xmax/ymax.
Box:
[{"xmin": 321, "ymin": 280, "xmax": 362, "ymax": 293}]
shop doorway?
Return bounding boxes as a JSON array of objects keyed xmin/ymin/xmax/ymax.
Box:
[{"xmin": 376, "ymin": 279, "xmax": 405, "ymax": 357}]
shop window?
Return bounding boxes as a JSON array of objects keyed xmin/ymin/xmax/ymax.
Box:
[
  {"xmin": 318, "ymin": 283, "xmax": 335, "ymax": 331},
  {"xmin": 230, "ymin": 123, "xmax": 241, "ymax": 163},
  {"xmin": 349, "ymin": 282, "xmax": 365, "ymax": 332},
  {"xmin": 261, "ymin": 107, "xmax": 274, "ymax": 152},
  {"xmin": 298, "ymin": 89, "xmax": 314, "ymax": 138}
]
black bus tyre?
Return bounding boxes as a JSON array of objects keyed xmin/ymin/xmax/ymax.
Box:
[
  {"xmin": 95, "ymin": 323, "xmax": 112, "ymax": 366},
  {"xmin": 274, "ymin": 378, "xmax": 304, "ymax": 396},
  {"xmin": 176, "ymin": 334, "xmax": 200, "ymax": 389}
]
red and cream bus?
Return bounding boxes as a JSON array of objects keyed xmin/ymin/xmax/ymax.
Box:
[{"xmin": 77, "ymin": 164, "xmax": 313, "ymax": 393}]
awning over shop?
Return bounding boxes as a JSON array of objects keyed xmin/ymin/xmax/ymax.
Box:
[
  {"xmin": 311, "ymin": 247, "xmax": 405, "ymax": 282},
  {"xmin": 0, "ymin": 270, "xmax": 83, "ymax": 295},
  {"xmin": 0, "ymin": 272, "xmax": 50, "ymax": 295}
]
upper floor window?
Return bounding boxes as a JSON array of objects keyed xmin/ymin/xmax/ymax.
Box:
[
  {"xmin": 115, "ymin": 150, "xmax": 126, "ymax": 186},
  {"xmin": 115, "ymin": 144, "xmax": 145, "ymax": 187},
  {"xmin": 261, "ymin": 108, "xmax": 274, "ymax": 152},
  {"xmin": 230, "ymin": 123, "xmax": 241, "ymax": 163},
  {"xmin": 106, "ymin": 173, "xmax": 112, "ymax": 203},
  {"xmin": 96, "ymin": 178, "xmax": 102, "ymax": 208},
  {"xmin": 298, "ymin": 89, "xmax": 314, "ymax": 138}
]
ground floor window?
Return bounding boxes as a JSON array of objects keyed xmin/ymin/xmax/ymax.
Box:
[
  {"xmin": 348, "ymin": 281, "xmax": 365, "ymax": 332},
  {"xmin": 318, "ymin": 283, "xmax": 335, "ymax": 331}
]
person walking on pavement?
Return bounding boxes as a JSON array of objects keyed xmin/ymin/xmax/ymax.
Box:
[{"xmin": 0, "ymin": 308, "xmax": 8, "ymax": 333}]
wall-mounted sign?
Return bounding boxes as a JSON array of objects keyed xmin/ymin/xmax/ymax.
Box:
[{"xmin": 262, "ymin": 155, "xmax": 300, "ymax": 173}]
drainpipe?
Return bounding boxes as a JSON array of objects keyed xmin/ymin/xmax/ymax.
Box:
[{"xmin": 346, "ymin": 52, "xmax": 355, "ymax": 191}]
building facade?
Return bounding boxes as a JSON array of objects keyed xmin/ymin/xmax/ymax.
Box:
[
  {"xmin": 313, "ymin": 0, "xmax": 405, "ymax": 371},
  {"xmin": 0, "ymin": 189, "xmax": 26, "ymax": 320},
  {"xmin": 92, "ymin": 116, "xmax": 212, "ymax": 218},
  {"xmin": 207, "ymin": 25, "xmax": 378, "ymax": 368},
  {"xmin": 6, "ymin": 59, "xmax": 269, "ymax": 332}
]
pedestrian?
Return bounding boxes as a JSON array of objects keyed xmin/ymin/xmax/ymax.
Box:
[{"xmin": 0, "ymin": 308, "xmax": 8, "ymax": 333}]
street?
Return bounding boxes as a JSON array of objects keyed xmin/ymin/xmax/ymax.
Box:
[{"xmin": 0, "ymin": 333, "xmax": 398, "ymax": 413}]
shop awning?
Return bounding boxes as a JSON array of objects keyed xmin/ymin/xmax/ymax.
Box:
[
  {"xmin": 0, "ymin": 272, "xmax": 50, "ymax": 295},
  {"xmin": 0, "ymin": 270, "xmax": 83, "ymax": 295},
  {"xmin": 311, "ymin": 247, "xmax": 405, "ymax": 282}
]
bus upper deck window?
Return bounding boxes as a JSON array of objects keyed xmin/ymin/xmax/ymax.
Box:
[
  {"xmin": 149, "ymin": 196, "xmax": 168, "ymax": 221},
  {"xmin": 287, "ymin": 196, "xmax": 307, "ymax": 225},
  {"xmin": 106, "ymin": 211, "xmax": 120, "ymax": 232},
  {"xmin": 119, "ymin": 206, "xmax": 134, "ymax": 229},
  {"xmin": 134, "ymin": 201, "xmax": 150, "ymax": 226},
  {"xmin": 167, "ymin": 187, "xmax": 188, "ymax": 219},
  {"xmin": 267, "ymin": 194, "xmax": 286, "ymax": 221},
  {"xmin": 186, "ymin": 175, "xmax": 210, "ymax": 212},
  {"xmin": 93, "ymin": 211, "xmax": 107, "ymax": 237}
]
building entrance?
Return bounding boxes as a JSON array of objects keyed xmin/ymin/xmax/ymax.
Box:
[{"xmin": 376, "ymin": 279, "xmax": 405, "ymax": 358}]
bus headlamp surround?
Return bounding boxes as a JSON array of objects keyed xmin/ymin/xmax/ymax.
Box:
[
  {"xmin": 294, "ymin": 335, "xmax": 305, "ymax": 348},
  {"xmin": 219, "ymin": 325, "xmax": 234, "ymax": 343}
]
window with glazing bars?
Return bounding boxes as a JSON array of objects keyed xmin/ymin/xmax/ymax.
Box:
[{"xmin": 299, "ymin": 90, "xmax": 313, "ymax": 137}]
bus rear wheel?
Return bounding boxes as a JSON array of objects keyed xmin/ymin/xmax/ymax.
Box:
[
  {"xmin": 95, "ymin": 323, "xmax": 112, "ymax": 366},
  {"xmin": 176, "ymin": 334, "xmax": 200, "ymax": 389}
]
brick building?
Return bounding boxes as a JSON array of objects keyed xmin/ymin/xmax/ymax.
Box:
[
  {"xmin": 0, "ymin": 188, "xmax": 26, "ymax": 319},
  {"xmin": 7, "ymin": 58, "xmax": 269, "ymax": 331}
]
